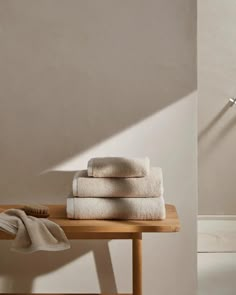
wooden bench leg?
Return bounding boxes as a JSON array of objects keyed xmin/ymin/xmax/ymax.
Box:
[{"xmin": 132, "ymin": 233, "xmax": 142, "ymax": 295}]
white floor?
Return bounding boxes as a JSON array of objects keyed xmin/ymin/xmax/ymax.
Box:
[
  {"xmin": 198, "ymin": 217, "xmax": 236, "ymax": 295},
  {"xmin": 198, "ymin": 253, "xmax": 236, "ymax": 295}
]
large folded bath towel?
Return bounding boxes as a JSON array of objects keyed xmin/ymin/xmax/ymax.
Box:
[
  {"xmin": 0, "ymin": 209, "xmax": 70, "ymax": 253},
  {"xmin": 67, "ymin": 196, "xmax": 166, "ymax": 220},
  {"xmin": 88, "ymin": 157, "xmax": 150, "ymax": 178},
  {"xmin": 73, "ymin": 167, "xmax": 164, "ymax": 198}
]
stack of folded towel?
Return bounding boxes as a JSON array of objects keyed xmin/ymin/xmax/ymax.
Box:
[{"xmin": 67, "ymin": 157, "xmax": 166, "ymax": 220}]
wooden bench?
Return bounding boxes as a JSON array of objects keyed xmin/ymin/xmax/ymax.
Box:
[{"xmin": 0, "ymin": 204, "xmax": 180, "ymax": 295}]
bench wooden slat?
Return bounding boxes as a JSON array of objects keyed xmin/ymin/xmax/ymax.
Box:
[{"xmin": 0, "ymin": 204, "xmax": 180, "ymax": 239}]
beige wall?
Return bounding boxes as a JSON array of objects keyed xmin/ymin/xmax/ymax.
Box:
[
  {"xmin": 0, "ymin": 1, "xmax": 197, "ymax": 294},
  {"xmin": 198, "ymin": 0, "xmax": 236, "ymax": 214}
]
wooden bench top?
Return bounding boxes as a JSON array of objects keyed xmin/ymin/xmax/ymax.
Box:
[{"xmin": 0, "ymin": 204, "xmax": 180, "ymax": 239}]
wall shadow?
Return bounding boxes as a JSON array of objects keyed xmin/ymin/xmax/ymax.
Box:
[
  {"xmin": 198, "ymin": 101, "xmax": 232, "ymax": 142},
  {"xmin": 199, "ymin": 101, "xmax": 236, "ymax": 156},
  {"xmin": 0, "ymin": 240, "xmax": 117, "ymax": 294},
  {"xmin": 206, "ymin": 113, "xmax": 236, "ymax": 151}
]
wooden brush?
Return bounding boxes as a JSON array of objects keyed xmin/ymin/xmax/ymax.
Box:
[{"xmin": 23, "ymin": 204, "xmax": 50, "ymax": 218}]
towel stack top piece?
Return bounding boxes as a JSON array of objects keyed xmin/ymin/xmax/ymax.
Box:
[
  {"xmin": 73, "ymin": 157, "xmax": 164, "ymax": 198},
  {"xmin": 88, "ymin": 157, "xmax": 150, "ymax": 178}
]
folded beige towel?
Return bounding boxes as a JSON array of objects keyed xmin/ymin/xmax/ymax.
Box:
[
  {"xmin": 88, "ymin": 157, "xmax": 150, "ymax": 178},
  {"xmin": 73, "ymin": 167, "xmax": 163, "ymax": 198},
  {"xmin": 67, "ymin": 196, "xmax": 166, "ymax": 220},
  {"xmin": 0, "ymin": 209, "xmax": 70, "ymax": 253}
]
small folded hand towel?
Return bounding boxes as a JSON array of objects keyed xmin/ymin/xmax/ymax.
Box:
[
  {"xmin": 73, "ymin": 167, "xmax": 163, "ymax": 198},
  {"xmin": 0, "ymin": 209, "xmax": 70, "ymax": 253},
  {"xmin": 88, "ymin": 157, "xmax": 150, "ymax": 178},
  {"xmin": 67, "ymin": 196, "xmax": 166, "ymax": 220}
]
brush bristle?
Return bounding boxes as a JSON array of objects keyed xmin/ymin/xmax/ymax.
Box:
[{"xmin": 24, "ymin": 204, "xmax": 49, "ymax": 218}]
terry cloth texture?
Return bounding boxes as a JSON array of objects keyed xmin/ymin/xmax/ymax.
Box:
[
  {"xmin": 73, "ymin": 167, "xmax": 164, "ymax": 198},
  {"xmin": 67, "ymin": 196, "xmax": 166, "ymax": 220},
  {"xmin": 88, "ymin": 157, "xmax": 150, "ymax": 178},
  {"xmin": 0, "ymin": 209, "xmax": 70, "ymax": 253}
]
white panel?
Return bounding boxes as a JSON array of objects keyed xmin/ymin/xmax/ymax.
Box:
[{"xmin": 198, "ymin": 216, "xmax": 236, "ymax": 253}]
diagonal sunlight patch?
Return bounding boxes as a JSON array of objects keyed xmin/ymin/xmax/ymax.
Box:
[{"xmin": 42, "ymin": 92, "xmax": 196, "ymax": 173}]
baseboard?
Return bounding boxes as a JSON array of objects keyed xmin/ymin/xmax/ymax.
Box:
[
  {"xmin": 198, "ymin": 215, "xmax": 236, "ymax": 253},
  {"xmin": 198, "ymin": 215, "xmax": 236, "ymax": 220}
]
